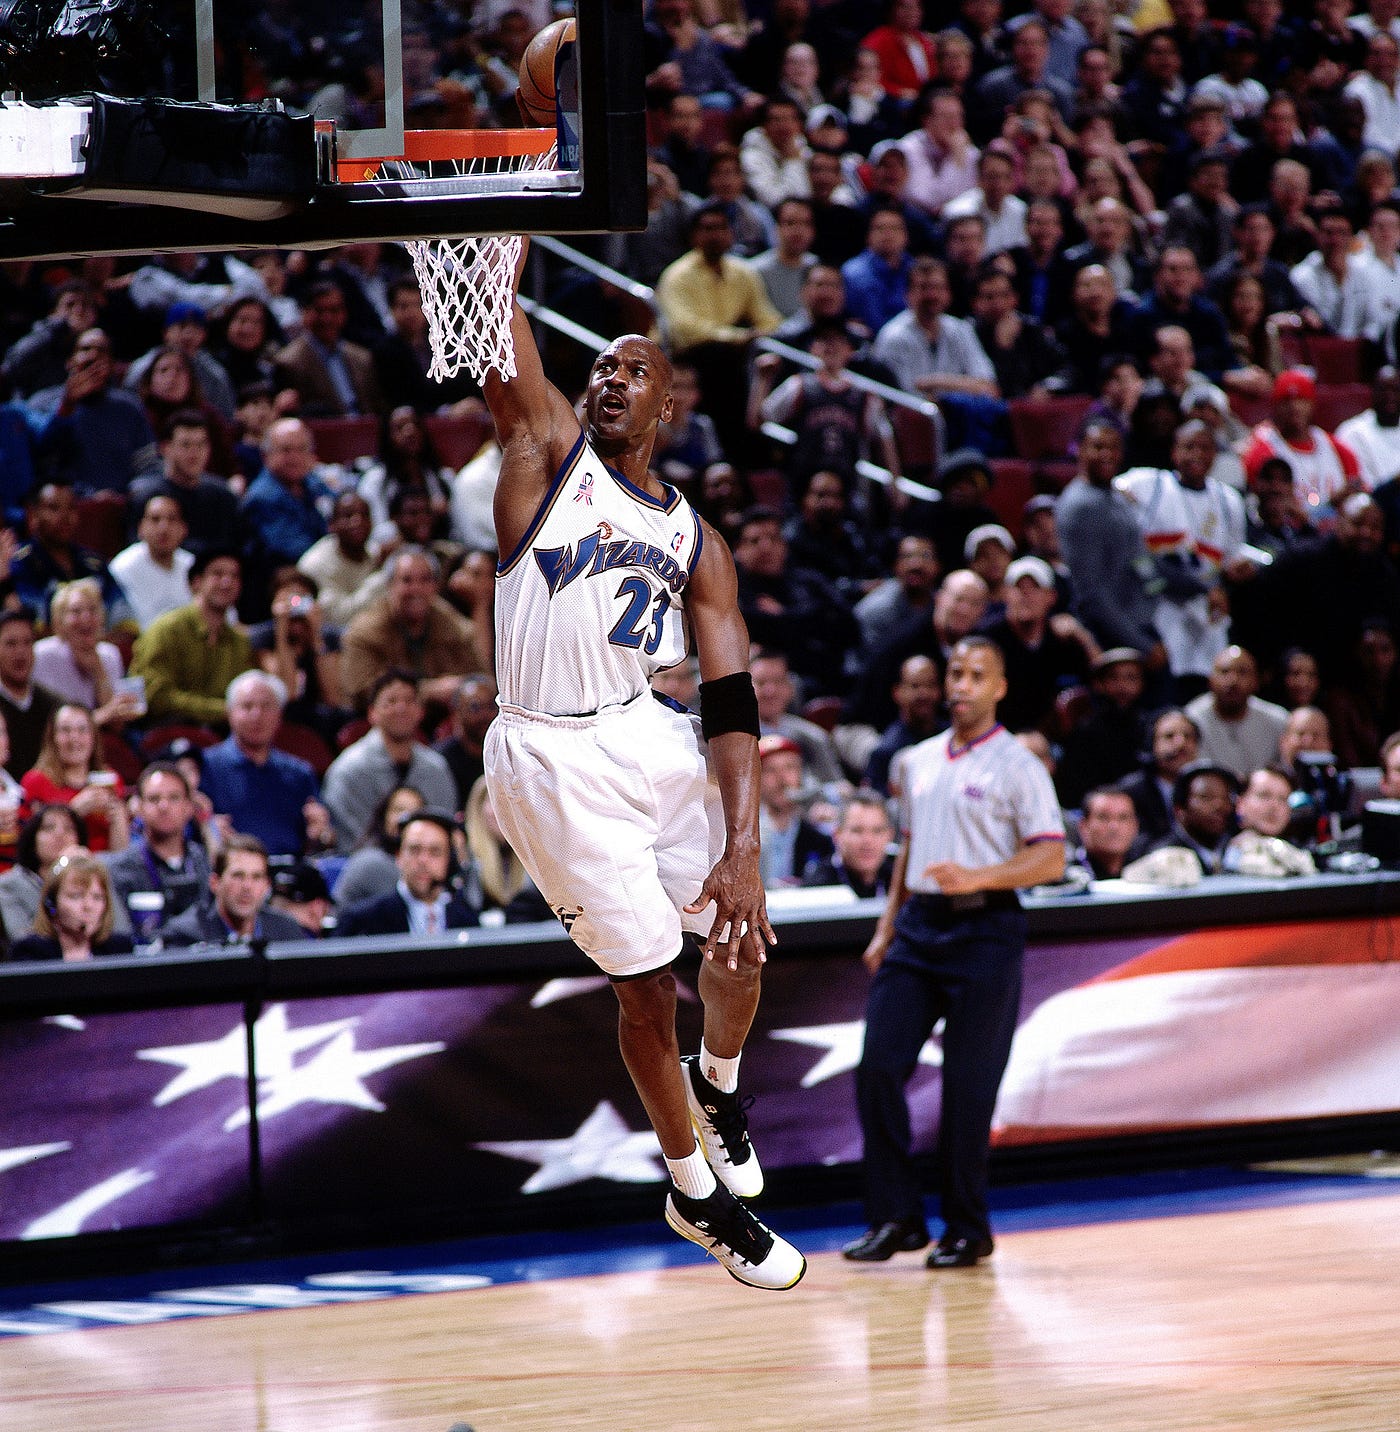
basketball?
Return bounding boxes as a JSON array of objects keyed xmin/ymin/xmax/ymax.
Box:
[{"xmin": 517, "ymin": 18, "xmax": 576, "ymax": 127}]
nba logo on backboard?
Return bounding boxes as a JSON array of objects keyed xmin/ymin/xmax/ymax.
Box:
[{"xmin": 555, "ymin": 36, "xmax": 581, "ymax": 170}]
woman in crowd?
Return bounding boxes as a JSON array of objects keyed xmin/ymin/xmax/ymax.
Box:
[
  {"xmin": 1222, "ymin": 272, "xmax": 1284, "ymax": 377},
  {"xmin": 8, "ymin": 853, "xmax": 133, "ymax": 963},
  {"xmin": 0, "ymin": 709, "xmax": 26, "ymax": 871},
  {"xmin": 333, "ymin": 784, "xmax": 426, "ymax": 910},
  {"xmin": 359, "ymin": 405, "xmax": 455, "ymax": 541},
  {"xmin": 0, "ymin": 804, "xmax": 84, "ymax": 944},
  {"xmin": 465, "ymin": 776, "xmax": 550, "ymax": 923},
  {"xmin": 1276, "ymin": 648, "xmax": 1323, "ymax": 711},
  {"xmin": 209, "ymin": 295, "xmax": 282, "ymax": 393},
  {"xmin": 32, "ymin": 579, "xmax": 141, "ymax": 728},
  {"xmin": 135, "ymin": 347, "xmax": 235, "ymax": 475},
  {"xmin": 20, "ymin": 704, "xmax": 129, "ymax": 853}
]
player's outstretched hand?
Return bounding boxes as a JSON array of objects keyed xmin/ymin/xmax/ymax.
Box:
[{"xmin": 685, "ymin": 845, "xmax": 777, "ymax": 973}]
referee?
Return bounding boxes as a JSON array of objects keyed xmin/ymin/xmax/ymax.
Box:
[{"xmin": 843, "ymin": 636, "xmax": 1065, "ymax": 1268}]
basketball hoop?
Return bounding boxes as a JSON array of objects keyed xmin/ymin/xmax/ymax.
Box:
[{"xmin": 347, "ymin": 128, "xmax": 558, "ymax": 386}]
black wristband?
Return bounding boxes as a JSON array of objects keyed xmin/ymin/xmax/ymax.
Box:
[{"xmin": 699, "ymin": 670, "xmax": 760, "ymax": 740}]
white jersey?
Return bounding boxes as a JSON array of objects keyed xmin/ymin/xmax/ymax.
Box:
[
  {"xmin": 1115, "ymin": 466, "xmax": 1246, "ymax": 679},
  {"xmin": 495, "ymin": 431, "xmax": 704, "ymax": 716},
  {"xmin": 899, "ymin": 724, "xmax": 1064, "ymax": 894}
]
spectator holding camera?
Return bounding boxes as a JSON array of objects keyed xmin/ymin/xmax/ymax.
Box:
[{"xmin": 19, "ymin": 704, "xmax": 128, "ymax": 853}]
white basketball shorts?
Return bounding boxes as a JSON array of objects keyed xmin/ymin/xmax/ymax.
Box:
[{"xmin": 483, "ymin": 692, "xmax": 725, "ymax": 978}]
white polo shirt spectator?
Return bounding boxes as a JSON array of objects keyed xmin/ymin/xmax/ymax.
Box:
[{"xmin": 1344, "ymin": 36, "xmax": 1400, "ymax": 156}]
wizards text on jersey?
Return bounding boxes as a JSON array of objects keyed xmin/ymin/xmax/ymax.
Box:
[{"xmin": 535, "ymin": 520, "xmax": 690, "ymax": 599}]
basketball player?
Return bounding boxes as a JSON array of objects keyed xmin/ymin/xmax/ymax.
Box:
[{"xmin": 478, "ymin": 241, "xmax": 805, "ymax": 1290}]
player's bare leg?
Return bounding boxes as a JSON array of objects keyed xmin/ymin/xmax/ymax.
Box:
[
  {"xmin": 697, "ymin": 953, "xmax": 761, "ymax": 1061},
  {"xmin": 613, "ymin": 968, "xmax": 693, "ymax": 1155}
]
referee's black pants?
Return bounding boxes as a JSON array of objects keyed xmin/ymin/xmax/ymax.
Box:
[{"xmin": 855, "ymin": 899, "xmax": 1026, "ymax": 1243}]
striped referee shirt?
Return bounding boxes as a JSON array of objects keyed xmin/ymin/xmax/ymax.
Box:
[{"xmin": 899, "ymin": 725, "xmax": 1065, "ymax": 895}]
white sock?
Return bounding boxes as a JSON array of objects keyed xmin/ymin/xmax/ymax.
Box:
[
  {"xmin": 700, "ymin": 1041, "xmax": 741, "ymax": 1094},
  {"xmin": 667, "ymin": 1145, "xmax": 717, "ymax": 1199}
]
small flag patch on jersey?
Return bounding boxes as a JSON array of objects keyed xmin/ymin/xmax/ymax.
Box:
[{"xmin": 574, "ymin": 474, "xmax": 594, "ymax": 505}]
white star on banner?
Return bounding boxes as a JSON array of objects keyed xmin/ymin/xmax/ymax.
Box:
[
  {"xmin": 225, "ymin": 1028, "xmax": 446, "ymax": 1130},
  {"xmin": 137, "ymin": 1005, "xmax": 358, "ymax": 1106},
  {"xmin": 531, "ymin": 975, "xmax": 699, "ymax": 1009},
  {"xmin": 23, "ymin": 1167, "xmax": 155, "ymax": 1240},
  {"xmin": 531, "ymin": 976, "xmax": 611, "ymax": 1007},
  {"xmin": 0, "ymin": 1141, "xmax": 70, "ymax": 1176},
  {"xmin": 475, "ymin": 1100, "xmax": 665, "ymax": 1193},
  {"xmin": 771, "ymin": 1020, "xmax": 943, "ymax": 1087}
]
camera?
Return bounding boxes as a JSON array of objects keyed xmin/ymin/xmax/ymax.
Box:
[{"xmin": 1289, "ymin": 751, "xmax": 1352, "ymax": 845}]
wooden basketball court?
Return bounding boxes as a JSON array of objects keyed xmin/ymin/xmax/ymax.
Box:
[{"xmin": 2, "ymin": 1187, "xmax": 1397, "ymax": 1432}]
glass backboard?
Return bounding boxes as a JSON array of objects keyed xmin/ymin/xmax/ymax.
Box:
[{"xmin": 0, "ymin": 0, "xmax": 645, "ymax": 259}]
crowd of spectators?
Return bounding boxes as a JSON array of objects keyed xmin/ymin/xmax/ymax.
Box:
[{"xmin": 5, "ymin": 0, "xmax": 1400, "ymax": 956}]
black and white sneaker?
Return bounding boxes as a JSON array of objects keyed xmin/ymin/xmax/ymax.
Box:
[
  {"xmin": 665, "ymin": 1183, "xmax": 806, "ymax": 1290},
  {"xmin": 682, "ymin": 1055, "xmax": 764, "ymax": 1198}
]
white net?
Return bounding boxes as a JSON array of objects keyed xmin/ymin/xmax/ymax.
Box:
[{"xmin": 397, "ymin": 137, "xmax": 557, "ymax": 387}]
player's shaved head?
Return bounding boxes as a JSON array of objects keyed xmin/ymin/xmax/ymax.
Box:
[{"xmin": 600, "ymin": 334, "xmax": 673, "ymax": 390}]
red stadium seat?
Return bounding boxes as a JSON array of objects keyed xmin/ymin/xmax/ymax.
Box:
[
  {"xmin": 424, "ymin": 410, "xmax": 495, "ymax": 470},
  {"xmin": 890, "ymin": 404, "xmax": 940, "ymax": 484},
  {"xmin": 1229, "ymin": 391, "xmax": 1272, "ymax": 429},
  {"xmin": 1008, "ymin": 396, "xmax": 1093, "ymax": 462},
  {"xmin": 305, "ymin": 416, "xmax": 380, "ymax": 465},
  {"xmin": 801, "ymin": 696, "xmax": 843, "ymax": 732},
  {"xmin": 986, "ymin": 459, "xmax": 1036, "ymax": 537},
  {"xmin": 336, "ymin": 717, "xmax": 370, "ymax": 750},
  {"xmin": 100, "ymin": 731, "xmax": 143, "ymax": 786},
  {"xmin": 1053, "ymin": 685, "xmax": 1092, "ymax": 740},
  {"xmin": 139, "ymin": 724, "xmax": 219, "ymax": 759},
  {"xmin": 74, "ymin": 492, "xmax": 127, "ymax": 561},
  {"xmin": 273, "ymin": 719, "xmax": 335, "ymax": 777},
  {"xmin": 1277, "ymin": 324, "xmax": 1308, "ymax": 371},
  {"xmin": 748, "ymin": 468, "xmax": 788, "ymax": 507},
  {"xmin": 1313, "ymin": 383, "xmax": 1371, "ymax": 432},
  {"xmin": 1305, "ymin": 335, "xmax": 1365, "ymax": 385}
]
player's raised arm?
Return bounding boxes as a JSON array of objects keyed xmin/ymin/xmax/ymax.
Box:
[
  {"xmin": 682, "ymin": 515, "xmax": 776, "ymax": 970},
  {"xmin": 481, "ymin": 238, "xmax": 583, "ymax": 552}
]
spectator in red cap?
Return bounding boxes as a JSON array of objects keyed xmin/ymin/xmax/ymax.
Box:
[
  {"xmin": 1241, "ymin": 368, "xmax": 1364, "ymax": 519},
  {"xmin": 756, "ymin": 733, "xmax": 833, "ymax": 888}
]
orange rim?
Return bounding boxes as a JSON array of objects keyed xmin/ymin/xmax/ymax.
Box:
[{"xmin": 334, "ymin": 127, "xmax": 556, "ymax": 183}]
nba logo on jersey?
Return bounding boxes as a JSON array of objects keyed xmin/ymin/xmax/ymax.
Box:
[
  {"xmin": 671, "ymin": 531, "xmax": 684, "ymax": 553},
  {"xmin": 574, "ymin": 473, "xmax": 594, "ymax": 505}
]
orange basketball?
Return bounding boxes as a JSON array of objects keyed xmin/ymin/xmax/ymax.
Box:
[{"xmin": 517, "ymin": 17, "xmax": 576, "ymax": 126}]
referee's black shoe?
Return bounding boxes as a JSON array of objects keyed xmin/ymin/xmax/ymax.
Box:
[
  {"xmin": 841, "ymin": 1218, "xmax": 930, "ymax": 1261},
  {"xmin": 926, "ymin": 1235, "xmax": 995, "ymax": 1269}
]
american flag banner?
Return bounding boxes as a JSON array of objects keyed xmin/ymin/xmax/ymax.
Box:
[{"xmin": 2, "ymin": 917, "xmax": 1399, "ymax": 1245}]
